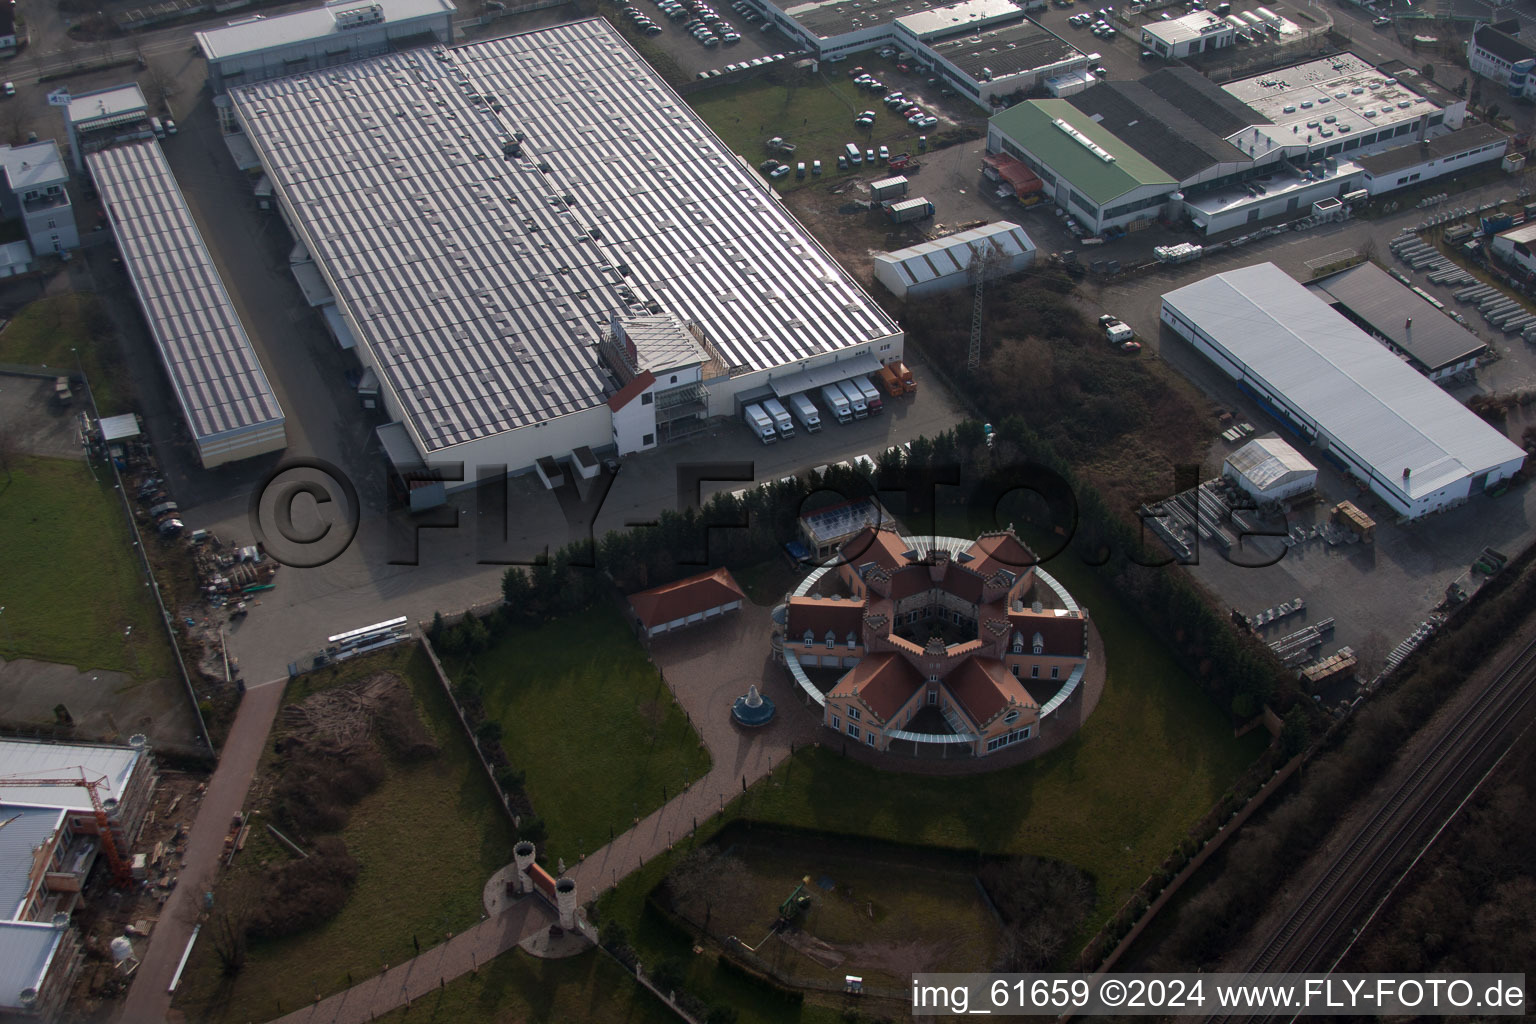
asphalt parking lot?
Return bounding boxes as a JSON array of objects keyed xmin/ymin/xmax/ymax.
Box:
[{"xmin": 603, "ymin": 0, "xmax": 801, "ymax": 78}]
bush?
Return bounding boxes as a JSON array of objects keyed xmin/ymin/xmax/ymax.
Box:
[
  {"xmin": 650, "ymin": 956, "xmax": 687, "ymax": 994},
  {"xmin": 247, "ymin": 837, "xmax": 361, "ymax": 939},
  {"xmin": 517, "ymin": 814, "xmax": 547, "ymax": 845},
  {"xmin": 270, "ymin": 747, "xmax": 385, "ymax": 834}
]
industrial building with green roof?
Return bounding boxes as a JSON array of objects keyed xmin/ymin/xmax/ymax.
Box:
[{"xmin": 987, "ymin": 99, "xmax": 1177, "ymax": 234}]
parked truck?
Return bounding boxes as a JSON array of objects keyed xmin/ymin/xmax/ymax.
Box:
[
  {"xmin": 877, "ymin": 360, "xmax": 915, "ymax": 396},
  {"xmin": 883, "ymin": 196, "xmax": 934, "ymax": 223},
  {"xmin": 788, "ymin": 393, "xmax": 822, "ymax": 432},
  {"xmin": 820, "ymin": 383, "xmax": 853, "ymax": 423},
  {"xmin": 744, "ymin": 403, "xmax": 777, "ymax": 443},
  {"xmin": 853, "ymin": 375, "xmax": 883, "ymax": 414},
  {"xmin": 761, "ymin": 396, "xmax": 796, "ymax": 439},
  {"xmin": 837, "ymin": 379, "xmax": 869, "ymax": 418}
]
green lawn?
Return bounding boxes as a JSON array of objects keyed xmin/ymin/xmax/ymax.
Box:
[
  {"xmin": 688, "ymin": 67, "xmax": 955, "ymax": 193},
  {"xmin": 0, "ymin": 293, "xmax": 128, "ymax": 414},
  {"xmin": 726, "ymin": 519, "xmax": 1264, "ymax": 920},
  {"xmin": 373, "ymin": 949, "xmax": 677, "ymax": 1024},
  {"xmin": 0, "ymin": 456, "xmax": 174, "ymax": 679},
  {"xmin": 597, "ymin": 545, "xmax": 1266, "ymax": 1023},
  {"xmin": 173, "ymin": 645, "xmax": 519, "ymax": 1024},
  {"xmin": 458, "ymin": 606, "xmax": 712, "ymax": 866}
]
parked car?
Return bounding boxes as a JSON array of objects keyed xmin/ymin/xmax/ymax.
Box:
[
  {"xmin": 1, "ymin": 83, "xmax": 13, "ymax": 97},
  {"xmin": 1372, "ymin": 14, "xmax": 1391, "ymax": 24},
  {"xmin": 878, "ymin": 144, "xmax": 889, "ymax": 161},
  {"xmin": 812, "ymin": 158, "xmax": 822, "ymax": 174},
  {"xmin": 769, "ymin": 163, "xmax": 790, "ymax": 178}
]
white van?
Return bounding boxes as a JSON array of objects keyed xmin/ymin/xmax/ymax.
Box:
[
  {"xmin": 844, "ymin": 142, "xmax": 863, "ymax": 165},
  {"xmin": 150, "ymin": 117, "xmax": 166, "ymax": 138}
]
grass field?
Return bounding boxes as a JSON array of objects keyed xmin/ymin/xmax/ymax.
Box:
[
  {"xmin": 689, "ymin": 66, "xmax": 954, "ymax": 193},
  {"xmin": 0, "ymin": 456, "xmax": 174, "ymax": 679},
  {"xmin": 459, "ymin": 606, "xmax": 712, "ymax": 866},
  {"xmin": 597, "ymin": 541, "xmax": 1266, "ymax": 1022},
  {"xmin": 373, "ymin": 948, "xmax": 677, "ymax": 1024},
  {"xmin": 173, "ymin": 645, "xmax": 518, "ymax": 1024},
  {"xmin": 673, "ymin": 827, "xmax": 1001, "ymax": 990},
  {"xmin": 0, "ymin": 293, "xmax": 128, "ymax": 414}
]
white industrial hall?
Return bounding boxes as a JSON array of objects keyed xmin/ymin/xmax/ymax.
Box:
[{"xmin": 229, "ymin": 18, "xmax": 903, "ymax": 490}]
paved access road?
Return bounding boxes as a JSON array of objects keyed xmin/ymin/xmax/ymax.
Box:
[{"xmin": 120, "ymin": 678, "xmax": 288, "ymax": 1023}]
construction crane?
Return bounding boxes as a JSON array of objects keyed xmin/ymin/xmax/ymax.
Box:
[
  {"xmin": 968, "ymin": 239, "xmax": 1005, "ymax": 372},
  {"xmin": 0, "ymin": 768, "xmax": 134, "ymax": 887}
]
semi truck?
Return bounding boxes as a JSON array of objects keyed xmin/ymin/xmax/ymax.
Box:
[
  {"xmin": 837, "ymin": 379, "xmax": 869, "ymax": 418},
  {"xmin": 853, "ymin": 375, "xmax": 883, "ymax": 414},
  {"xmin": 819, "ymin": 383, "xmax": 853, "ymax": 423},
  {"xmin": 744, "ymin": 403, "xmax": 778, "ymax": 443},
  {"xmin": 788, "ymin": 393, "xmax": 822, "ymax": 432},
  {"xmin": 883, "ymin": 196, "xmax": 934, "ymax": 223},
  {"xmin": 761, "ymin": 396, "xmax": 796, "ymax": 438}
]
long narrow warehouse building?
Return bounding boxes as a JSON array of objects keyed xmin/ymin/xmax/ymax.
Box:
[
  {"xmin": 1161, "ymin": 263, "xmax": 1525, "ymax": 519},
  {"xmin": 228, "ymin": 18, "xmax": 901, "ymax": 487},
  {"xmin": 89, "ymin": 142, "xmax": 287, "ymax": 468}
]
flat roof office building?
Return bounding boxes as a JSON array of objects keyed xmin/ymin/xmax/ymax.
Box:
[{"xmin": 196, "ymin": 0, "xmax": 456, "ymax": 93}]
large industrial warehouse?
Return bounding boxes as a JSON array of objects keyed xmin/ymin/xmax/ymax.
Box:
[
  {"xmin": 1161, "ymin": 263, "xmax": 1525, "ymax": 519},
  {"xmin": 229, "ymin": 18, "xmax": 901, "ymax": 486},
  {"xmin": 88, "ymin": 141, "xmax": 288, "ymax": 468}
]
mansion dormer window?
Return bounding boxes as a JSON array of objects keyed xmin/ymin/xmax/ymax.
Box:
[
  {"xmin": 803, "ymin": 629, "xmax": 814, "ymax": 645},
  {"xmin": 1032, "ymin": 632, "xmax": 1045, "ymax": 655},
  {"xmin": 1011, "ymin": 631, "xmax": 1023, "ymax": 655},
  {"xmin": 825, "ymin": 630, "xmax": 836, "ymax": 649},
  {"xmin": 846, "ymin": 631, "xmax": 858, "ymax": 649}
]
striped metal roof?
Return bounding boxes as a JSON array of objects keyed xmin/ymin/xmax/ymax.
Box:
[
  {"xmin": 875, "ymin": 220, "xmax": 1035, "ymax": 288},
  {"xmin": 87, "ymin": 142, "xmax": 285, "ymax": 445},
  {"xmin": 0, "ymin": 923, "xmax": 63, "ymax": 1011},
  {"xmin": 0, "ymin": 807, "xmax": 65, "ymax": 922},
  {"xmin": 229, "ymin": 19, "xmax": 899, "ymax": 453}
]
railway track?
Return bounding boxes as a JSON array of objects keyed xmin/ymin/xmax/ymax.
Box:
[{"xmin": 1208, "ymin": 630, "xmax": 1536, "ymax": 1023}]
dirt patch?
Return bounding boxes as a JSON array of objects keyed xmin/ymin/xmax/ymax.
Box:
[{"xmin": 271, "ymin": 672, "xmax": 438, "ymax": 832}]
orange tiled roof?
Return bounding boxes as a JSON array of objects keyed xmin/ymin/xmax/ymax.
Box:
[
  {"xmin": 833, "ymin": 653, "xmax": 925, "ymax": 722},
  {"xmin": 627, "ymin": 567, "xmax": 744, "ymax": 630},
  {"xmin": 945, "ymin": 657, "xmax": 1037, "ymax": 727},
  {"xmin": 786, "ymin": 595, "xmax": 868, "ymax": 637}
]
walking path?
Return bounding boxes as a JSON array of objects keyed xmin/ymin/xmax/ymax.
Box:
[
  {"xmin": 120, "ymin": 677, "xmax": 289, "ymax": 1023},
  {"xmin": 159, "ymin": 601, "xmax": 1105, "ymax": 1023},
  {"xmin": 276, "ymin": 606, "xmax": 814, "ymax": 1024}
]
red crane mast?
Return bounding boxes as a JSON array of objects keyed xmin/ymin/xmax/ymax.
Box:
[{"xmin": 0, "ymin": 768, "xmax": 135, "ymax": 887}]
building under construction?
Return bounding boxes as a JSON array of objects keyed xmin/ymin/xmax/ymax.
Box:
[{"xmin": 0, "ymin": 738, "xmax": 157, "ymax": 1018}]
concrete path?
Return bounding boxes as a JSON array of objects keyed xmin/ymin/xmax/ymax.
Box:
[
  {"xmin": 120, "ymin": 678, "xmax": 288, "ymax": 1023},
  {"xmin": 264, "ymin": 605, "xmax": 816, "ymax": 1024},
  {"xmin": 252, "ymin": 597, "xmax": 1109, "ymax": 1024}
]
